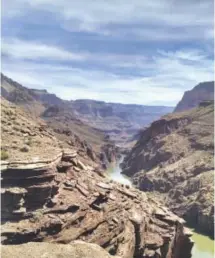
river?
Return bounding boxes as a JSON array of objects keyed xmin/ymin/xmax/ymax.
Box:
[{"xmin": 106, "ymin": 157, "xmax": 214, "ymax": 258}]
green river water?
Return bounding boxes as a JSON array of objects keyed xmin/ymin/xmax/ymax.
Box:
[
  {"xmin": 191, "ymin": 231, "xmax": 214, "ymax": 258},
  {"xmin": 107, "ymin": 157, "xmax": 214, "ymax": 258}
]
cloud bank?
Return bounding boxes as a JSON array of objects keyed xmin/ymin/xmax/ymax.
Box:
[{"xmin": 2, "ymin": 0, "xmax": 214, "ymax": 106}]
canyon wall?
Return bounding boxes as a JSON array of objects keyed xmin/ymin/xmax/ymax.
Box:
[{"xmin": 122, "ymin": 102, "xmax": 214, "ymax": 237}]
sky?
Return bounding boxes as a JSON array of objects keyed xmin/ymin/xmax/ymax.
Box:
[{"xmin": 1, "ymin": 0, "xmax": 214, "ymax": 106}]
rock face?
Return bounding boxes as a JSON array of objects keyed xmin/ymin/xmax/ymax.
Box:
[
  {"xmin": 122, "ymin": 103, "xmax": 214, "ymax": 237},
  {"xmin": 1, "ymin": 158, "xmax": 194, "ymax": 258},
  {"xmin": 1, "ymin": 98, "xmax": 193, "ymax": 258},
  {"xmin": 1, "ymin": 98, "xmax": 62, "ymax": 220},
  {"xmin": 174, "ymin": 81, "xmax": 214, "ymax": 112},
  {"xmin": 100, "ymin": 144, "xmax": 120, "ymax": 168}
]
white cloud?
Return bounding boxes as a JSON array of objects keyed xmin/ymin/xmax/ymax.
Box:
[
  {"xmin": 157, "ymin": 49, "xmax": 208, "ymax": 61},
  {"xmin": 2, "ymin": 62, "xmax": 183, "ymax": 106},
  {"xmin": 2, "ymin": 37, "xmax": 151, "ymax": 68},
  {"xmin": 1, "ymin": 1, "xmax": 213, "ymax": 106},
  {"xmin": 10, "ymin": 0, "xmax": 213, "ymax": 26},
  {"xmin": 2, "ymin": 46, "xmax": 213, "ymax": 106},
  {"xmin": 153, "ymin": 50, "xmax": 213, "ymax": 83},
  {"xmin": 2, "ymin": 0, "xmax": 214, "ymax": 41},
  {"xmin": 2, "ymin": 38, "xmax": 86, "ymax": 61}
]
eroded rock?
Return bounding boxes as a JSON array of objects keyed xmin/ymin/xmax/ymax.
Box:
[{"xmin": 1, "ymin": 98, "xmax": 193, "ymax": 258}]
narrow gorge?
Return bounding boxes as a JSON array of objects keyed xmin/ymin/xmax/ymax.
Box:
[{"xmin": 1, "ymin": 76, "xmax": 214, "ymax": 258}]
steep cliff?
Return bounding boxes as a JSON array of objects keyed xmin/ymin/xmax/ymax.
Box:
[
  {"xmin": 1, "ymin": 98, "xmax": 193, "ymax": 258},
  {"xmin": 174, "ymin": 81, "xmax": 214, "ymax": 112},
  {"xmin": 122, "ymin": 102, "xmax": 214, "ymax": 237}
]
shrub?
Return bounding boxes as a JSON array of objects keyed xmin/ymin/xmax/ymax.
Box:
[
  {"xmin": 13, "ymin": 126, "xmax": 20, "ymax": 131},
  {"xmin": 1, "ymin": 150, "xmax": 9, "ymax": 160},
  {"xmin": 20, "ymin": 145, "xmax": 30, "ymax": 152}
]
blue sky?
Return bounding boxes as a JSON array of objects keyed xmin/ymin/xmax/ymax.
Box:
[{"xmin": 2, "ymin": 0, "xmax": 214, "ymax": 106}]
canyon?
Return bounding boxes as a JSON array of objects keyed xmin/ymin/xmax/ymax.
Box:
[
  {"xmin": 1, "ymin": 76, "xmax": 214, "ymax": 258},
  {"xmin": 1, "ymin": 98, "xmax": 193, "ymax": 258}
]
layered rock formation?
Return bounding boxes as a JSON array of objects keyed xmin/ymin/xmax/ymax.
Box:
[
  {"xmin": 70, "ymin": 99, "xmax": 173, "ymax": 144},
  {"xmin": 174, "ymin": 81, "xmax": 214, "ymax": 112},
  {"xmin": 1, "ymin": 97, "xmax": 193, "ymax": 258},
  {"xmin": 122, "ymin": 102, "xmax": 214, "ymax": 237},
  {"xmin": 1, "ymin": 98, "xmax": 62, "ymax": 220}
]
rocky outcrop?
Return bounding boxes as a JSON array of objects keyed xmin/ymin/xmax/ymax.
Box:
[
  {"xmin": 122, "ymin": 103, "xmax": 214, "ymax": 237},
  {"xmin": 1, "ymin": 153, "xmax": 62, "ymax": 220},
  {"xmin": 122, "ymin": 117, "xmax": 191, "ymax": 176},
  {"xmin": 1, "ymin": 241, "xmax": 117, "ymax": 258},
  {"xmin": 1, "ymin": 151, "xmax": 193, "ymax": 258},
  {"xmin": 174, "ymin": 81, "xmax": 214, "ymax": 112},
  {"xmin": 100, "ymin": 144, "xmax": 120, "ymax": 168},
  {"xmin": 1, "ymin": 96, "xmax": 193, "ymax": 258}
]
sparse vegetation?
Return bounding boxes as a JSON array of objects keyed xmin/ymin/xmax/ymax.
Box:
[
  {"xmin": 20, "ymin": 145, "xmax": 30, "ymax": 152},
  {"xmin": 1, "ymin": 150, "xmax": 9, "ymax": 160},
  {"xmin": 14, "ymin": 120, "xmax": 20, "ymax": 125},
  {"xmin": 13, "ymin": 125, "xmax": 20, "ymax": 131}
]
